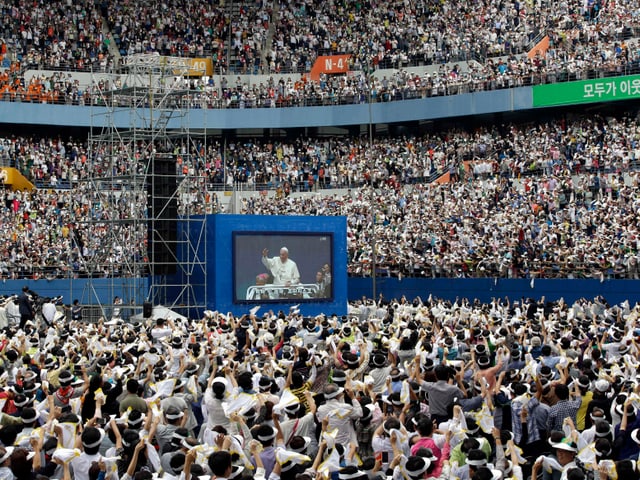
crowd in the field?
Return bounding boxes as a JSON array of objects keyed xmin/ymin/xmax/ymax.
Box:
[
  {"xmin": 0, "ymin": 293, "xmax": 638, "ymax": 480},
  {"xmin": 1, "ymin": 2, "xmax": 640, "ymax": 478}
]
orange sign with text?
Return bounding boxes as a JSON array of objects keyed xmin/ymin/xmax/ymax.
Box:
[
  {"xmin": 167, "ymin": 57, "xmax": 213, "ymax": 76},
  {"xmin": 309, "ymin": 55, "xmax": 351, "ymax": 81},
  {"xmin": 184, "ymin": 58, "xmax": 214, "ymax": 76}
]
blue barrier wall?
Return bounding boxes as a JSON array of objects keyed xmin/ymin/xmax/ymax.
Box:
[
  {"xmin": 0, "ymin": 88, "xmax": 533, "ymax": 129},
  {"xmin": 205, "ymin": 214, "xmax": 349, "ymax": 316},
  {"xmin": 0, "ymin": 278, "xmax": 145, "ymax": 307},
  {"xmin": 349, "ymin": 277, "xmax": 640, "ymax": 306},
  {"xmin": 0, "ymin": 276, "xmax": 637, "ymax": 315}
]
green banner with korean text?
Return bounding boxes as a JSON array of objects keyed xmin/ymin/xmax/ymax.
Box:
[{"xmin": 533, "ymin": 75, "xmax": 640, "ymax": 107}]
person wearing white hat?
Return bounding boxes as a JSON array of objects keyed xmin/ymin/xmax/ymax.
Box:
[
  {"xmin": 14, "ymin": 407, "xmax": 40, "ymax": 448},
  {"xmin": 531, "ymin": 437, "xmax": 578, "ymax": 480},
  {"xmin": 615, "ymin": 398, "xmax": 640, "ymax": 460},
  {"xmin": 201, "ymin": 374, "xmax": 234, "ymax": 441},
  {"xmin": 160, "ymin": 427, "xmax": 195, "ymax": 476},
  {"xmin": 453, "ymin": 448, "xmax": 490, "ymax": 480},
  {"xmin": 252, "ymin": 424, "xmax": 280, "ymax": 478},
  {"xmin": 494, "ymin": 435, "xmax": 524, "ymax": 480},
  {"xmin": 584, "ymin": 382, "xmax": 611, "ymax": 430},
  {"xmin": 316, "ymin": 383, "xmax": 363, "ymax": 447},
  {"xmin": 581, "ymin": 414, "xmax": 613, "ymax": 446},
  {"xmin": 261, "ymin": 247, "xmax": 300, "ymax": 287},
  {"xmin": 161, "ymin": 378, "xmax": 197, "ymax": 436},
  {"xmin": 53, "ymin": 368, "xmax": 87, "ymax": 408},
  {"xmin": 0, "ymin": 446, "xmax": 13, "ymax": 479},
  {"xmin": 279, "ymin": 392, "xmax": 318, "ymax": 458},
  {"xmin": 70, "ymin": 427, "xmax": 117, "ymax": 480},
  {"xmin": 167, "ymin": 336, "xmax": 188, "ymax": 377},
  {"xmin": 369, "ymin": 352, "xmax": 394, "ymax": 395}
]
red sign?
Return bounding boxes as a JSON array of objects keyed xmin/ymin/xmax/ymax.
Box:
[{"xmin": 309, "ymin": 55, "xmax": 351, "ymax": 81}]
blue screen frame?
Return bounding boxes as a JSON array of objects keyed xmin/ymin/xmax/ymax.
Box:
[{"xmin": 208, "ymin": 214, "xmax": 348, "ymax": 317}]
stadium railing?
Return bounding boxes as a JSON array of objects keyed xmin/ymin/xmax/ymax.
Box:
[{"xmin": 3, "ymin": 62, "xmax": 640, "ymax": 108}]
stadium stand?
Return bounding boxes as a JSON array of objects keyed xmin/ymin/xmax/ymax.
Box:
[
  {"xmin": 0, "ymin": 110, "xmax": 639, "ymax": 280},
  {"xmin": 0, "ymin": 0, "xmax": 639, "ymax": 108}
]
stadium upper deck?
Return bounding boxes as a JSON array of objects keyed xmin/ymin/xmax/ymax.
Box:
[{"xmin": 0, "ymin": 0, "xmax": 638, "ymax": 107}]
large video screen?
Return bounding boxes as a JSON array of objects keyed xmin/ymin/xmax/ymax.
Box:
[{"xmin": 233, "ymin": 232, "xmax": 334, "ymax": 303}]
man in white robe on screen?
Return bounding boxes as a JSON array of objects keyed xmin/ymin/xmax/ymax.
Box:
[{"xmin": 261, "ymin": 247, "xmax": 300, "ymax": 286}]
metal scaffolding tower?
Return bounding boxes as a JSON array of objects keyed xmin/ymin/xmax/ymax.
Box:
[{"xmin": 71, "ymin": 55, "xmax": 208, "ymax": 320}]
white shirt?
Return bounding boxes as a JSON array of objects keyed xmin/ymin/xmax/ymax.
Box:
[
  {"xmin": 316, "ymin": 397, "xmax": 363, "ymax": 446},
  {"xmin": 151, "ymin": 326, "xmax": 173, "ymax": 343},
  {"xmin": 71, "ymin": 452, "xmax": 119, "ymax": 480},
  {"xmin": 369, "ymin": 365, "xmax": 393, "ymax": 394},
  {"xmin": 580, "ymin": 426, "xmax": 597, "ymax": 445},
  {"xmin": 280, "ymin": 412, "xmax": 318, "ymax": 455},
  {"xmin": 262, "ymin": 256, "xmax": 300, "ymax": 285},
  {"xmin": 5, "ymin": 301, "xmax": 19, "ymax": 324},
  {"xmin": 203, "ymin": 389, "xmax": 232, "ymax": 432},
  {"xmin": 0, "ymin": 466, "xmax": 14, "ymax": 480}
]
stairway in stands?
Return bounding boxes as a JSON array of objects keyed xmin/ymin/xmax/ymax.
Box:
[
  {"xmin": 226, "ymin": 0, "xmax": 243, "ymax": 74},
  {"xmin": 98, "ymin": 7, "xmax": 121, "ymax": 69},
  {"xmin": 261, "ymin": 2, "xmax": 279, "ymax": 74},
  {"xmin": 225, "ymin": 0, "xmax": 276, "ymax": 74},
  {"xmin": 102, "ymin": 21, "xmax": 122, "ymax": 68}
]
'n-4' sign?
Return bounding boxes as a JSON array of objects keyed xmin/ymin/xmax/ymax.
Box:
[{"xmin": 310, "ymin": 55, "xmax": 351, "ymax": 81}]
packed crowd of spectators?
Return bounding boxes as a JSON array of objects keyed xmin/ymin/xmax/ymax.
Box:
[
  {"xmin": 221, "ymin": 113, "xmax": 640, "ymax": 188},
  {"xmin": 1, "ymin": 0, "xmax": 640, "ymax": 108},
  {"xmin": 227, "ymin": 1, "xmax": 273, "ymax": 75},
  {"xmin": 0, "ymin": 181, "xmax": 218, "ymax": 280},
  {"xmin": 1, "ymin": 1, "xmax": 640, "ymax": 474},
  {"xmin": 0, "ymin": 0, "xmax": 110, "ymax": 72},
  {"xmin": 0, "ymin": 185, "xmax": 146, "ymax": 280},
  {"xmin": 4, "ymin": 111, "xmax": 640, "ymax": 192},
  {"xmin": 5, "ymin": 43, "xmax": 640, "ymax": 109},
  {"xmin": 267, "ymin": 0, "xmax": 640, "ymax": 73},
  {"xmin": 0, "ymin": 111, "xmax": 639, "ymax": 279},
  {"xmin": 245, "ymin": 171, "xmax": 640, "ymax": 280},
  {"xmin": 157, "ymin": 43, "xmax": 640, "ymax": 109},
  {"xmin": 103, "ymin": 0, "xmax": 229, "ymax": 69},
  {"xmin": 0, "ymin": 294, "xmax": 638, "ymax": 480}
]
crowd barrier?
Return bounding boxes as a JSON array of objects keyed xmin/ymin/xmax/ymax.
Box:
[
  {"xmin": 0, "ymin": 87, "xmax": 531, "ymax": 129},
  {"xmin": 0, "ymin": 277, "xmax": 637, "ymax": 319},
  {"xmin": 349, "ymin": 277, "xmax": 640, "ymax": 307}
]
